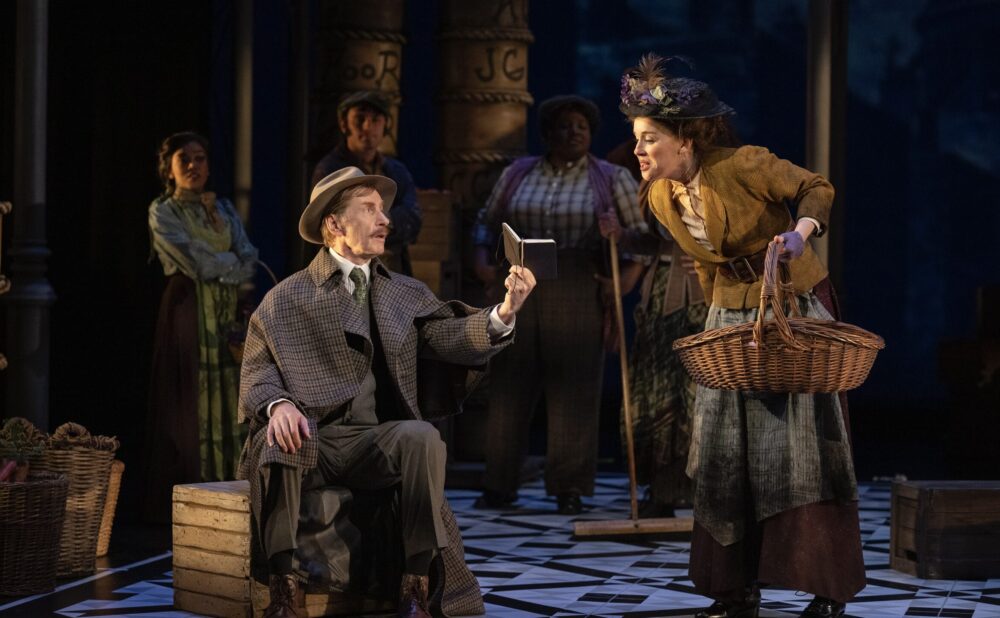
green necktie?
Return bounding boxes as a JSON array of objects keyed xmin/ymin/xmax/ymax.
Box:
[{"xmin": 349, "ymin": 267, "xmax": 368, "ymax": 305}]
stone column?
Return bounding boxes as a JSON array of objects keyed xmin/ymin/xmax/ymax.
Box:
[
  {"xmin": 312, "ymin": 0, "xmax": 406, "ymax": 160},
  {"xmin": 436, "ymin": 0, "xmax": 533, "ymax": 223},
  {"xmin": 435, "ymin": 1, "xmax": 532, "ymax": 472},
  {"xmin": 5, "ymin": 0, "xmax": 56, "ymax": 428}
]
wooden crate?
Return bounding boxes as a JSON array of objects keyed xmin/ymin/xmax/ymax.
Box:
[
  {"xmin": 172, "ymin": 481, "xmax": 253, "ymax": 618},
  {"xmin": 411, "ymin": 259, "xmax": 460, "ymax": 299},
  {"xmin": 891, "ymin": 480, "xmax": 1000, "ymax": 578},
  {"xmin": 172, "ymin": 481, "xmax": 395, "ymax": 617},
  {"xmin": 410, "ymin": 190, "xmax": 459, "ymax": 261}
]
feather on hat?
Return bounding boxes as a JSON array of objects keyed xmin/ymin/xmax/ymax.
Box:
[{"xmin": 620, "ymin": 54, "xmax": 734, "ymax": 120}]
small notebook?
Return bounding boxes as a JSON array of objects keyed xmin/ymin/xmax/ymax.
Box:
[{"xmin": 501, "ymin": 222, "xmax": 558, "ymax": 280}]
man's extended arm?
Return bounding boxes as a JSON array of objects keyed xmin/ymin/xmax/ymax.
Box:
[{"xmin": 419, "ymin": 265, "xmax": 535, "ymax": 363}]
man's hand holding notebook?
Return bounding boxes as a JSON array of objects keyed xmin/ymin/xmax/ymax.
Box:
[{"xmin": 501, "ymin": 222, "xmax": 558, "ymax": 280}]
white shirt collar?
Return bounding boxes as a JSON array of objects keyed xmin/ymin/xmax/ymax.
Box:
[
  {"xmin": 328, "ymin": 247, "xmax": 370, "ymax": 283},
  {"xmin": 686, "ymin": 169, "xmax": 702, "ymax": 194},
  {"xmin": 542, "ymin": 154, "xmax": 587, "ymax": 173}
]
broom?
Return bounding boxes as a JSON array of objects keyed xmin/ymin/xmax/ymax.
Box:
[{"xmin": 573, "ymin": 236, "xmax": 694, "ymax": 538}]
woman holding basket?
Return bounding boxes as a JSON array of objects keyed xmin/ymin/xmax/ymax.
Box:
[{"xmin": 611, "ymin": 55, "xmax": 864, "ymax": 618}]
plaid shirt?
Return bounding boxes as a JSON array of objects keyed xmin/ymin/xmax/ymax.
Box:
[{"xmin": 474, "ymin": 155, "xmax": 645, "ymax": 251}]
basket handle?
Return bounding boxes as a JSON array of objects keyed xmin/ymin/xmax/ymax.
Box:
[{"xmin": 752, "ymin": 241, "xmax": 807, "ymax": 350}]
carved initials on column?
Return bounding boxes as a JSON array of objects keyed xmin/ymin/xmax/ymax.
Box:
[
  {"xmin": 336, "ymin": 49, "xmax": 401, "ymax": 88},
  {"xmin": 475, "ymin": 47, "xmax": 525, "ymax": 82},
  {"xmin": 492, "ymin": 0, "xmax": 527, "ymax": 25},
  {"xmin": 375, "ymin": 50, "xmax": 400, "ymax": 89}
]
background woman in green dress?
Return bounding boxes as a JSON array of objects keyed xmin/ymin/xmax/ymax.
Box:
[{"xmin": 144, "ymin": 131, "xmax": 258, "ymax": 521}]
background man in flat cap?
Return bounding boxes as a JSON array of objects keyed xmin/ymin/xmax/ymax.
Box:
[
  {"xmin": 239, "ymin": 166, "xmax": 535, "ymax": 618},
  {"xmin": 311, "ymin": 90, "xmax": 421, "ymax": 275}
]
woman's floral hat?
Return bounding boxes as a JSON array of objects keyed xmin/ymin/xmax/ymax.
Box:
[{"xmin": 620, "ymin": 54, "xmax": 734, "ymax": 120}]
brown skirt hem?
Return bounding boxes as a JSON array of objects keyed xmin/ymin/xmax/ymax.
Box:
[{"xmin": 690, "ymin": 499, "xmax": 867, "ymax": 604}]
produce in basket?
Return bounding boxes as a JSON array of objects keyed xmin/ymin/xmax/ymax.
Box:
[
  {"xmin": 0, "ymin": 417, "xmax": 47, "ymax": 483},
  {"xmin": 0, "ymin": 458, "xmax": 17, "ymax": 482}
]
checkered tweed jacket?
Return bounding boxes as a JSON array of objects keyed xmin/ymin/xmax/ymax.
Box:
[{"xmin": 238, "ymin": 248, "xmax": 509, "ymax": 615}]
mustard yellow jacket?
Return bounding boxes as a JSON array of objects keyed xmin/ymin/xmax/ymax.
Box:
[{"xmin": 647, "ymin": 145, "xmax": 832, "ymax": 309}]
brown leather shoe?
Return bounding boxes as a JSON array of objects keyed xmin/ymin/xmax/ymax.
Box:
[
  {"xmin": 397, "ymin": 573, "xmax": 431, "ymax": 618},
  {"xmin": 263, "ymin": 574, "xmax": 303, "ymax": 618}
]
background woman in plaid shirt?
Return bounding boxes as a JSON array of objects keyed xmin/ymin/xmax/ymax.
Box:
[{"xmin": 471, "ymin": 95, "xmax": 648, "ymax": 515}]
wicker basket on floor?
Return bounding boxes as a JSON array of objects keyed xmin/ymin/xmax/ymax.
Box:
[
  {"xmin": 673, "ymin": 241, "xmax": 884, "ymax": 393},
  {"xmin": 38, "ymin": 423, "xmax": 119, "ymax": 578},
  {"xmin": 96, "ymin": 459, "xmax": 125, "ymax": 557},
  {"xmin": 0, "ymin": 471, "xmax": 69, "ymax": 596}
]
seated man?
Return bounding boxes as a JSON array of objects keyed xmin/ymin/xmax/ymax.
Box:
[
  {"xmin": 238, "ymin": 166, "xmax": 536, "ymax": 618},
  {"xmin": 312, "ymin": 90, "xmax": 421, "ymax": 274}
]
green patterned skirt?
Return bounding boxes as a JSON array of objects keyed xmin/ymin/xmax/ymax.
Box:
[
  {"xmin": 194, "ymin": 280, "xmax": 245, "ymax": 481},
  {"xmin": 622, "ymin": 264, "xmax": 708, "ymax": 506}
]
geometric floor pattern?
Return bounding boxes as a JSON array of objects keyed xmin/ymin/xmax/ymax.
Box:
[
  {"xmin": 2, "ymin": 476, "xmax": 999, "ymax": 617},
  {"xmin": 454, "ymin": 478, "xmax": 1000, "ymax": 617}
]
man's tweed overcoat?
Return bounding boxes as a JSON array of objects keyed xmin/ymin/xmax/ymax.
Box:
[{"xmin": 238, "ymin": 248, "xmax": 510, "ymax": 615}]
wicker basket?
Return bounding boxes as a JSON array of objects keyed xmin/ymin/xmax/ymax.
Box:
[
  {"xmin": 42, "ymin": 447, "xmax": 115, "ymax": 577},
  {"xmin": 0, "ymin": 471, "xmax": 69, "ymax": 596},
  {"xmin": 96, "ymin": 460, "xmax": 125, "ymax": 557},
  {"xmin": 673, "ymin": 241, "xmax": 884, "ymax": 393}
]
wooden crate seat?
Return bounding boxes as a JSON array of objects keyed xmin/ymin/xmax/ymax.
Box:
[{"xmin": 171, "ymin": 481, "xmax": 394, "ymax": 618}]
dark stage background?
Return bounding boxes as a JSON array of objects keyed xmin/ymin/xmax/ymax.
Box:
[{"xmin": 1, "ymin": 0, "xmax": 998, "ymax": 523}]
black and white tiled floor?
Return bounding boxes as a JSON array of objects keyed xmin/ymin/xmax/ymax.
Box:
[
  {"xmin": 455, "ymin": 479, "xmax": 1000, "ymax": 617},
  {"xmin": 2, "ymin": 476, "xmax": 999, "ymax": 617}
]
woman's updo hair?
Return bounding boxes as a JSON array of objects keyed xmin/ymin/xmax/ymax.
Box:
[
  {"xmin": 157, "ymin": 131, "xmax": 210, "ymax": 194},
  {"xmin": 647, "ymin": 115, "xmax": 741, "ymax": 160}
]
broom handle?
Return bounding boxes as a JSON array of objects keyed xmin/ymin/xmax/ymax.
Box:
[{"xmin": 609, "ymin": 236, "xmax": 640, "ymax": 523}]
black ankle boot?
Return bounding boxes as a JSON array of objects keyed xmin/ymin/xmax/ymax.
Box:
[
  {"xmin": 801, "ymin": 596, "xmax": 845, "ymax": 617},
  {"xmin": 474, "ymin": 489, "xmax": 518, "ymax": 509},
  {"xmin": 695, "ymin": 589, "xmax": 760, "ymax": 618},
  {"xmin": 556, "ymin": 492, "xmax": 582, "ymax": 515}
]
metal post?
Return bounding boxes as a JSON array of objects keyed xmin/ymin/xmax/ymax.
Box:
[
  {"xmin": 5, "ymin": 0, "xmax": 56, "ymax": 427},
  {"xmin": 234, "ymin": 0, "xmax": 253, "ymax": 222},
  {"xmin": 806, "ymin": 0, "xmax": 847, "ymax": 291},
  {"xmin": 287, "ymin": 0, "xmax": 310, "ymax": 270}
]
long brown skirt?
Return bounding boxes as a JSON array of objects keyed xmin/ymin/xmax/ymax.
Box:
[
  {"xmin": 689, "ymin": 278, "xmax": 866, "ymax": 604},
  {"xmin": 143, "ymin": 274, "xmax": 201, "ymax": 523}
]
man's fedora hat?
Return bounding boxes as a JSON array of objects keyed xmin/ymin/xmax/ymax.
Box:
[{"xmin": 298, "ymin": 166, "xmax": 397, "ymax": 245}]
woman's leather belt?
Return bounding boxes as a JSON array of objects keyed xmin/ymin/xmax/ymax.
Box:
[{"xmin": 716, "ymin": 247, "xmax": 767, "ymax": 283}]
